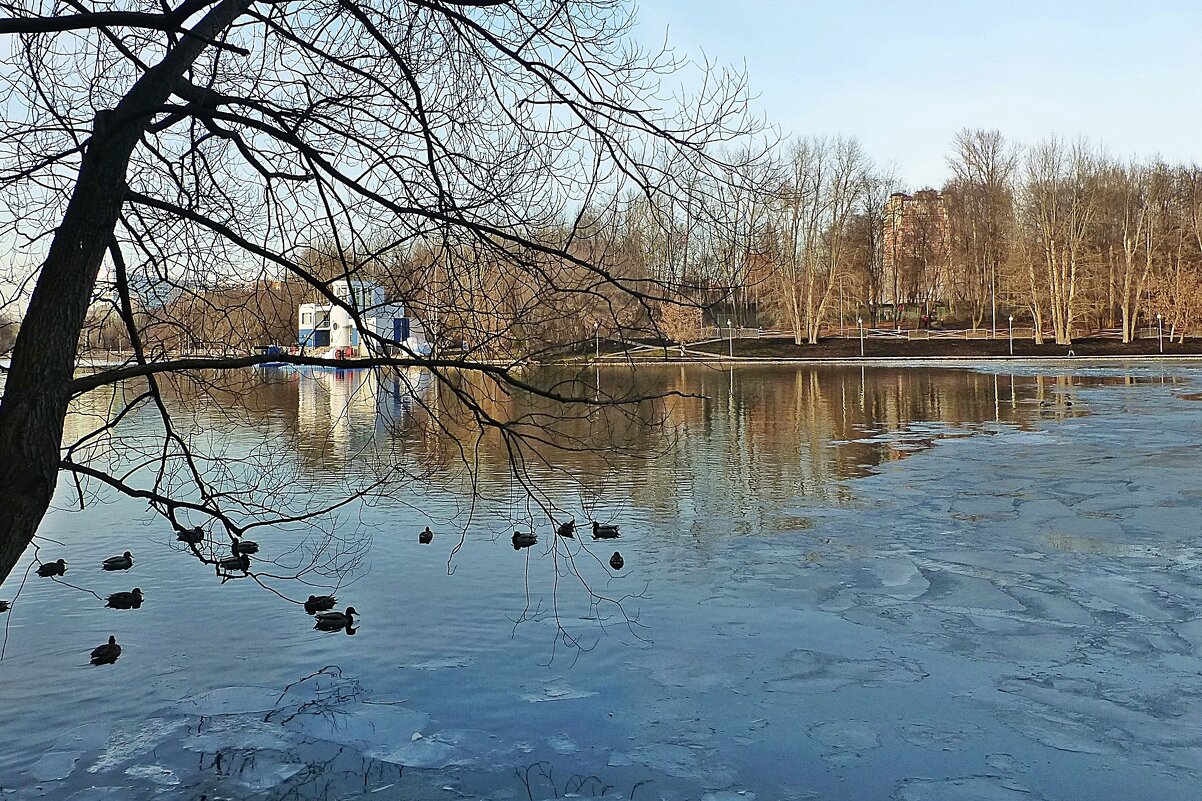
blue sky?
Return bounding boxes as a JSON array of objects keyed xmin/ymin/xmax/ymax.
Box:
[{"xmin": 635, "ymin": 0, "xmax": 1202, "ymax": 187}]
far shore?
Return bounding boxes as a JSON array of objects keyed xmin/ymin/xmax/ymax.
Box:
[{"xmin": 594, "ymin": 335, "xmax": 1202, "ymax": 365}]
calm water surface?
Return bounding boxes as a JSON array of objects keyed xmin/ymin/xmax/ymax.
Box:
[{"xmin": 1, "ymin": 364, "xmax": 1200, "ymax": 800}]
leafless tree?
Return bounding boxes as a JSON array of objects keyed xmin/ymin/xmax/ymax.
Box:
[
  {"xmin": 944, "ymin": 128, "xmax": 1018, "ymax": 331},
  {"xmin": 1020, "ymin": 137, "xmax": 1104, "ymax": 345},
  {"xmin": 765, "ymin": 135, "xmax": 869, "ymax": 344},
  {"xmin": 0, "ymin": 0, "xmax": 754, "ymax": 585}
]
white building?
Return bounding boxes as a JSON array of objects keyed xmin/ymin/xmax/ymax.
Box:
[{"xmin": 298, "ymin": 281, "xmax": 429, "ymax": 356}]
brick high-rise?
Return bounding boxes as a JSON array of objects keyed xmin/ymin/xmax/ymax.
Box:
[{"xmin": 882, "ymin": 189, "xmax": 950, "ymax": 308}]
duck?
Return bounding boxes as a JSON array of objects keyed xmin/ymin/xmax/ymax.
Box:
[
  {"xmin": 36, "ymin": 559, "xmax": 67, "ymax": 577},
  {"xmin": 419, "ymin": 526, "xmax": 433, "ymax": 544},
  {"xmin": 231, "ymin": 537, "xmax": 259, "ymax": 556},
  {"xmin": 90, "ymin": 635, "xmax": 121, "ymax": 665},
  {"xmin": 102, "ymin": 551, "xmax": 134, "ymax": 571},
  {"xmin": 217, "ymin": 553, "xmax": 250, "ymax": 572},
  {"xmin": 591, "ymin": 522, "xmax": 621, "ymax": 540},
  {"xmin": 609, "ymin": 551, "xmax": 624, "ymax": 570},
  {"xmin": 556, "ymin": 519, "xmax": 576, "ymax": 538},
  {"xmin": 314, "ymin": 606, "xmax": 357, "ymax": 630},
  {"xmin": 0, "ymin": 600, "xmax": 9, "ymax": 613},
  {"xmin": 176, "ymin": 526, "xmax": 205, "ymax": 545},
  {"xmin": 512, "ymin": 531, "xmax": 538, "ymax": 550},
  {"xmin": 106, "ymin": 588, "xmax": 143, "ymax": 609},
  {"xmin": 304, "ymin": 594, "xmax": 338, "ymax": 614}
]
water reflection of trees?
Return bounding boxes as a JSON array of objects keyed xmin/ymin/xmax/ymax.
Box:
[
  {"xmin": 146, "ymin": 365, "xmax": 1156, "ymax": 533},
  {"xmin": 58, "ymin": 364, "xmax": 1179, "ymax": 610}
]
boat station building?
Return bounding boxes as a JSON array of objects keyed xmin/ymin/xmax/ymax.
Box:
[{"xmin": 298, "ymin": 281, "xmax": 430, "ymax": 356}]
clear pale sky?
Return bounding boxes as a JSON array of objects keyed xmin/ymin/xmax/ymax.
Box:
[{"xmin": 636, "ymin": 0, "xmax": 1202, "ymax": 188}]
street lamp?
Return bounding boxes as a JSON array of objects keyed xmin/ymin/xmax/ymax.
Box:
[
  {"xmin": 1157, "ymin": 313, "xmax": 1163, "ymax": 354},
  {"xmin": 1008, "ymin": 315, "xmax": 1014, "ymax": 356},
  {"xmin": 728, "ymin": 318, "xmax": 734, "ymax": 359},
  {"xmin": 594, "ymin": 321, "xmax": 600, "ymax": 360},
  {"xmin": 857, "ymin": 317, "xmax": 864, "ymax": 357}
]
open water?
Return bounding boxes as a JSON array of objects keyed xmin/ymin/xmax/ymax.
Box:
[{"xmin": 1, "ymin": 364, "xmax": 1200, "ymax": 800}]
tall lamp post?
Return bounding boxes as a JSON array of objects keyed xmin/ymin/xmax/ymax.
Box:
[
  {"xmin": 1157, "ymin": 313, "xmax": 1163, "ymax": 354},
  {"xmin": 857, "ymin": 317, "xmax": 864, "ymax": 357},
  {"xmin": 1008, "ymin": 315, "xmax": 1014, "ymax": 356},
  {"xmin": 728, "ymin": 318, "xmax": 734, "ymax": 359},
  {"xmin": 594, "ymin": 320, "xmax": 600, "ymax": 360}
]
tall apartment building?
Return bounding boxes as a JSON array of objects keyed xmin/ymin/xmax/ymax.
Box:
[{"xmin": 882, "ymin": 190, "xmax": 951, "ymax": 307}]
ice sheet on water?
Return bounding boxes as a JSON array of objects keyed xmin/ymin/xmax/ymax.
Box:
[
  {"xmin": 371, "ymin": 728, "xmax": 524, "ymax": 770},
  {"xmin": 63, "ymin": 788, "xmax": 125, "ymax": 801},
  {"xmin": 1014, "ymin": 498, "xmax": 1076, "ymax": 525},
  {"xmin": 123, "ymin": 764, "xmax": 179, "ymax": 786},
  {"xmin": 996, "ymin": 586, "xmax": 1094, "ymax": 627},
  {"xmin": 520, "ymin": 682, "xmax": 598, "ymax": 703},
  {"xmin": 1172, "ymin": 618, "xmax": 1202, "ymax": 650},
  {"xmin": 647, "ymin": 659, "xmax": 738, "ymax": 692},
  {"xmin": 52, "ymin": 722, "xmax": 112, "ymax": 754},
  {"xmin": 984, "ymin": 753, "xmax": 1024, "ymax": 773},
  {"xmin": 1062, "ymin": 574, "xmax": 1189, "ymax": 622},
  {"xmin": 895, "ymin": 775, "xmax": 1046, "ymax": 801},
  {"xmin": 227, "ymin": 755, "xmax": 306, "ymax": 791},
  {"xmin": 863, "ymin": 557, "xmax": 930, "ymax": 600},
  {"xmin": 764, "ymin": 649, "xmax": 928, "ymax": 694},
  {"xmin": 180, "ymin": 715, "xmax": 299, "ymax": 753},
  {"xmin": 177, "ymin": 685, "xmax": 285, "ymax": 717},
  {"xmin": 897, "ymin": 722, "xmax": 983, "ymax": 750},
  {"xmin": 606, "ymin": 751, "xmax": 635, "ymax": 767},
  {"xmin": 919, "ymin": 569, "xmax": 1025, "ymax": 613},
  {"xmin": 628, "ymin": 742, "xmax": 716, "ymax": 780},
  {"xmin": 701, "ymin": 792, "xmax": 757, "ymax": 801},
  {"xmin": 87, "ymin": 718, "xmax": 186, "ymax": 774},
  {"xmin": 546, "ymin": 733, "xmax": 579, "ymax": 755},
  {"xmin": 808, "ymin": 720, "xmax": 880, "ymax": 766},
  {"xmin": 28, "ymin": 751, "xmax": 81, "ymax": 781},
  {"xmin": 949, "ymin": 496, "xmax": 1015, "ymax": 521},
  {"xmin": 281, "ymin": 699, "xmax": 430, "ymax": 749}
]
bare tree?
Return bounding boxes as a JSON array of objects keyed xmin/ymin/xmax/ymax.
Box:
[
  {"xmin": 1020, "ymin": 138, "xmax": 1104, "ymax": 345},
  {"xmin": 0, "ymin": 0, "xmax": 754, "ymax": 585},
  {"xmin": 945, "ymin": 128, "xmax": 1018, "ymax": 331},
  {"xmin": 765, "ymin": 136, "xmax": 868, "ymax": 344}
]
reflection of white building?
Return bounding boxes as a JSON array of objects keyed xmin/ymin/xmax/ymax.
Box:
[
  {"xmin": 294, "ymin": 366, "xmax": 434, "ymax": 455},
  {"xmin": 298, "ymin": 281, "xmax": 429, "ymax": 356}
]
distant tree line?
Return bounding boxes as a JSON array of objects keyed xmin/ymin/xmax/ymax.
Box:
[{"xmin": 546, "ymin": 128, "xmax": 1202, "ymax": 347}]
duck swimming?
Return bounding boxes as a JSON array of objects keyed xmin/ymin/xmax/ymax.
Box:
[
  {"xmin": 106, "ymin": 588, "xmax": 143, "ymax": 609},
  {"xmin": 37, "ymin": 559, "xmax": 67, "ymax": 577},
  {"xmin": 512, "ymin": 531, "xmax": 538, "ymax": 550},
  {"xmin": 90, "ymin": 635, "xmax": 121, "ymax": 665},
  {"xmin": 556, "ymin": 520, "xmax": 576, "ymax": 538},
  {"xmin": 176, "ymin": 526, "xmax": 204, "ymax": 545},
  {"xmin": 591, "ymin": 522, "xmax": 620, "ymax": 540},
  {"xmin": 0, "ymin": 600, "xmax": 9, "ymax": 613},
  {"xmin": 304, "ymin": 594, "xmax": 338, "ymax": 614},
  {"xmin": 217, "ymin": 553, "xmax": 250, "ymax": 572},
  {"xmin": 102, "ymin": 551, "xmax": 134, "ymax": 571},
  {"xmin": 419, "ymin": 526, "xmax": 433, "ymax": 544},
  {"xmin": 231, "ymin": 537, "xmax": 259, "ymax": 556},
  {"xmin": 314, "ymin": 606, "xmax": 357, "ymax": 630},
  {"xmin": 609, "ymin": 551, "xmax": 624, "ymax": 570}
]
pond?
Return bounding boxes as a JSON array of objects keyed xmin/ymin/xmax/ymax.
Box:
[{"xmin": 1, "ymin": 364, "xmax": 1200, "ymax": 800}]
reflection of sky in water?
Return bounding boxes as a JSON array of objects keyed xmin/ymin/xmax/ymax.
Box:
[{"xmin": 3, "ymin": 365, "xmax": 1201, "ymax": 800}]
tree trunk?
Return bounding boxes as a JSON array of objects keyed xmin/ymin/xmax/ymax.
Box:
[
  {"xmin": 0, "ymin": 0, "xmax": 252, "ymax": 584},
  {"xmin": 0, "ymin": 113, "xmax": 145, "ymax": 581}
]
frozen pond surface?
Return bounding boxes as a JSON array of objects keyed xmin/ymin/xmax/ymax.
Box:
[{"xmin": 1, "ymin": 365, "xmax": 1201, "ymax": 800}]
